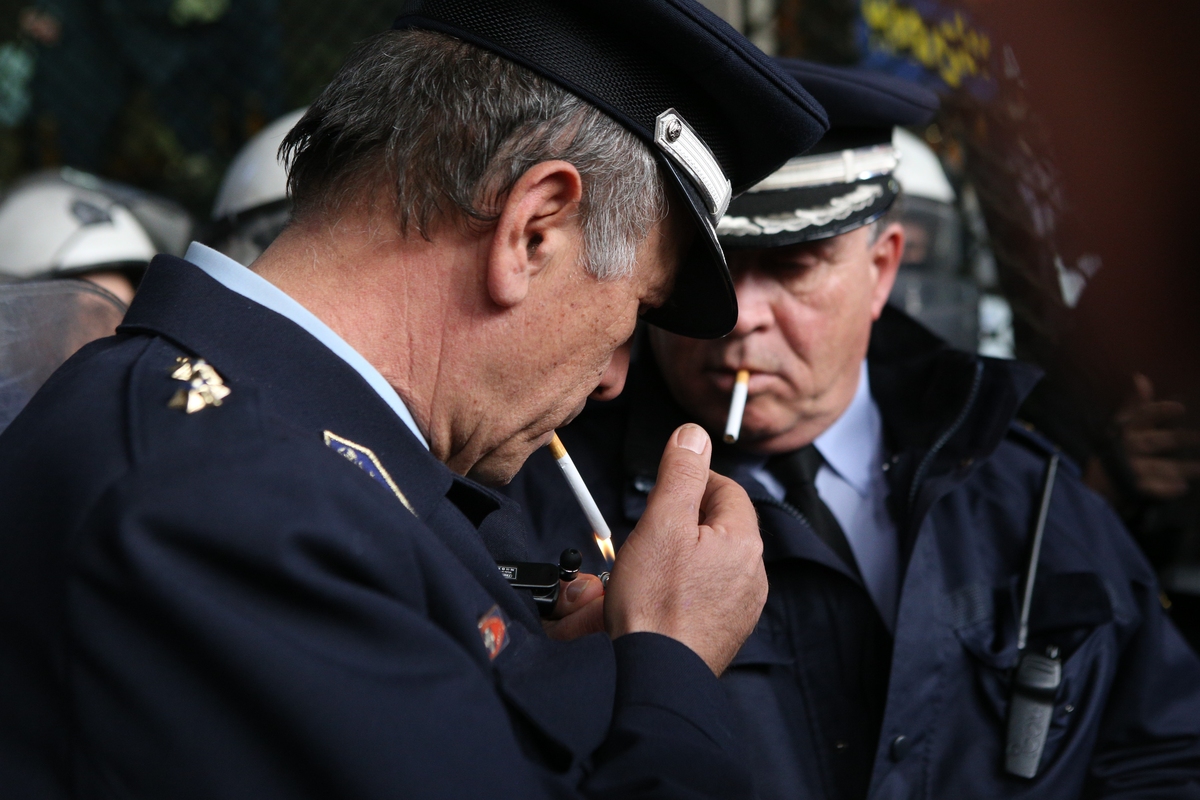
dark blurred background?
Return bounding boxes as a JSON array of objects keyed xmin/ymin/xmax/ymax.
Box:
[
  {"xmin": 0, "ymin": 0, "xmax": 397, "ymax": 214},
  {"xmin": 0, "ymin": 0, "xmax": 1195, "ymax": 641}
]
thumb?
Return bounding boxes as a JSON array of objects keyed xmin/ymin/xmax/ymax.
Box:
[
  {"xmin": 1133, "ymin": 372, "xmax": 1155, "ymax": 402},
  {"xmin": 641, "ymin": 424, "xmax": 712, "ymax": 540}
]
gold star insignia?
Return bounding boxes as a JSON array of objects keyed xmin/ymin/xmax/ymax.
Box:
[{"xmin": 167, "ymin": 357, "xmax": 231, "ymax": 414}]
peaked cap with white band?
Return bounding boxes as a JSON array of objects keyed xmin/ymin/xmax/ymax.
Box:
[
  {"xmin": 393, "ymin": 0, "xmax": 829, "ymax": 338},
  {"xmin": 719, "ymin": 59, "xmax": 938, "ymax": 250}
]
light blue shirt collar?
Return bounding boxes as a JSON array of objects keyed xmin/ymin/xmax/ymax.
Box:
[
  {"xmin": 183, "ymin": 242, "xmax": 429, "ymax": 449},
  {"xmin": 813, "ymin": 361, "xmax": 880, "ymax": 497}
]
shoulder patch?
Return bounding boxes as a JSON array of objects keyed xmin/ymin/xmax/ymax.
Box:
[
  {"xmin": 477, "ymin": 605, "xmax": 510, "ymax": 660},
  {"xmin": 323, "ymin": 430, "xmax": 415, "ymax": 514}
]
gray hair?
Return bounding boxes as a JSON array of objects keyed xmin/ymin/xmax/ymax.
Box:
[{"xmin": 281, "ymin": 29, "xmax": 668, "ymax": 279}]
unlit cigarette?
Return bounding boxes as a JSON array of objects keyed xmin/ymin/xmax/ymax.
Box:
[
  {"xmin": 549, "ymin": 433, "xmax": 612, "ymax": 542},
  {"xmin": 723, "ymin": 369, "xmax": 750, "ymax": 443}
]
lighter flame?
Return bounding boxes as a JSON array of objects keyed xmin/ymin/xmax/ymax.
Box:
[{"xmin": 595, "ymin": 533, "xmax": 616, "ymax": 564}]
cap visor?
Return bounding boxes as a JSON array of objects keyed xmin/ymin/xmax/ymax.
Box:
[
  {"xmin": 640, "ymin": 154, "xmax": 738, "ymax": 339},
  {"xmin": 719, "ymin": 176, "xmax": 899, "ymax": 250}
]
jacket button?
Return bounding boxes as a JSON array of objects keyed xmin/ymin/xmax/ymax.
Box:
[{"xmin": 890, "ymin": 734, "xmax": 912, "ymax": 762}]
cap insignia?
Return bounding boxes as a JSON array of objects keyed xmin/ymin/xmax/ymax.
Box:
[
  {"xmin": 323, "ymin": 430, "xmax": 415, "ymax": 515},
  {"xmin": 655, "ymin": 109, "xmax": 732, "ymax": 220},
  {"xmin": 167, "ymin": 357, "xmax": 230, "ymax": 414}
]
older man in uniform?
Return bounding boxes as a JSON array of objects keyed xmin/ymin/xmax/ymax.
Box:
[
  {"xmin": 0, "ymin": 3, "xmax": 832, "ymax": 798},
  {"xmin": 507, "ymin": 60, "xmax": 1200, "ymax": 799}
]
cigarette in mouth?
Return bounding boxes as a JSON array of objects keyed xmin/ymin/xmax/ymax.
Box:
[
  {"xmin": 549, "ymin": 433, "xmax": 614, "ymax": 562},
  {"xmin": 723, "ymin": 369, "xmax": 750, "ymax": 443}
]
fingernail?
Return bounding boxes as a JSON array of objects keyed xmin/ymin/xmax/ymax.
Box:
[
  {"xmin": 565, "ymin": 579, "xmax": 588, "ymax": 603},
  {"xmin": 678, "ymin": 424, "xmax": 708, "ymax": 454}
]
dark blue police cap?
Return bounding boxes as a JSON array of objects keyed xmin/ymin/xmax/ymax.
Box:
[
  {"xmin": 718, "ymin": 59, "xmax": 938, "ymax": 249},
  {"xmin": 393, "ymin": 0, "xmax": 829, "ymax": 338}
]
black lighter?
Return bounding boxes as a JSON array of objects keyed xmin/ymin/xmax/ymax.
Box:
[{"xmin": 496, "ymin": 549, "xmax": 582, "ymax": 618}]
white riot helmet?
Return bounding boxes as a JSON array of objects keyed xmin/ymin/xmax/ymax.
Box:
[
  {"xmin": 890, "ymin": 127, "xmax": 1014, "ymax": 358},
  {"xmin": 891, "ymin": 127, "xmax": 960, "ymax": 276},
  {"xmin": 210, "ymin": 108, "xmax": 306, "ymax": 266},
  {"xmin": 0, "ymin": 170, "xmax": 157, "ymax": 281}
]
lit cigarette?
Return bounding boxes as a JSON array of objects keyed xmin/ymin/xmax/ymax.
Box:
[
  {"xmin": 723, "ymin": 369, "xmax": 750, "ymax": 443},
  {"xmin": 549, "ymin": 433, "xmax": 615, "ymax": 562}
]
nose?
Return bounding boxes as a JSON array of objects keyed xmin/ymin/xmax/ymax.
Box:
[
  {"xmin": 591, "ymin": 339, "xmax": 632, "ymax": 401},
  {"xmin": 729, "ymin": 269, "xmax": 776, "ymax": 338}
]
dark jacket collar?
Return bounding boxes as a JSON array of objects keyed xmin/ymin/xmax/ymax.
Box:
[
  {"xmin": 119, "ymin": 254, "xmax": 454, "ymax": 519},
  {"xmin": 867, "ymin": 307, "xmax": 1041, "ymax": 526}
]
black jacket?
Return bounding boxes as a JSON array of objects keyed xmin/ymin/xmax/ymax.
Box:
[
  {"xmin": 506, "ymin": 307, "xmax": 1200, "ymax": 799},
  {"xmin": 0, "ymin": 256, "xmax": 754, "ymax": 799}
]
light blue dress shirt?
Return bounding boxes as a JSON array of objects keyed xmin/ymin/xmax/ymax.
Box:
[
  {"xmin": 751, "ymin": 361, "xmax": 899, "ymax": 630},
  {"xmin": 183, "ymin": 242, "xmax": 429, "ymax": 449}
]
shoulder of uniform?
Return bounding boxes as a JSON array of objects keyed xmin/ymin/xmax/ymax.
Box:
[
  {"xmin": 1004, "ymin": 420, "xmax": 1082, "ymax": 478},
  {"xmin": 125, "ymin": 336, "xmax": 266, "ymax": 464}
]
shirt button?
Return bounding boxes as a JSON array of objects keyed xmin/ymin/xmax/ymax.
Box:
[{"xmin": 890, "ymin": 734, "xmax": 912, "ymax": 762}]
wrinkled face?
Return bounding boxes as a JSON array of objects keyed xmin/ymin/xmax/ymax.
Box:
[
  {"xmin": 468, "ymin": 213, "xmax": 681, "ymax": 484},
  {"xmin": 650, "ymin": 223, "xmax": 901, "ymax": 455}
]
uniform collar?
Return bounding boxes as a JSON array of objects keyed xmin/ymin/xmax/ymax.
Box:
[
  {"xmin": 120, "ymin": 254, "xmax": 449, "ymax": 520},
  {"xmin": 183, "ymin": 243, "xmax": 428, "ymax": 450},
  {"xmin": 813, "ymin": 360, "xmax": 881, "ymax": 497}
]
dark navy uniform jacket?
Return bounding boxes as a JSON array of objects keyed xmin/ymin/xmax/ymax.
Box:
[
  {"xmin": 506, "ymin": 307, "xmax": 1200, "ymax": 800},
  {"xmin": 0, "ymin": 255, "xmax": 752, "ymax": 799}
]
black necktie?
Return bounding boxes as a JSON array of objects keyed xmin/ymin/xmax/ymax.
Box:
[{"xmin": 769, "ymin": 444, "xmax": 862, "ymax": 579}]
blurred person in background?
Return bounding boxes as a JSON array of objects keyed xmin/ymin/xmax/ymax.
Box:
[
  {"xmin": 0, "ymin": 168, "xmax": 181, "ymax": 432},
  {"xmin": 206, "ymin": 107, "xmax": 304, "ymax": 266},
  {"xmin": 0, "ymin": 168, "xmax": 160, "ymax": 303},
  {"xmin": 506, "ymin": 59, "xmax": 1200, "ymax": 799}
]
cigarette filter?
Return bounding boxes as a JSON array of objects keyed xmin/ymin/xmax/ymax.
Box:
[{"xmin": 723, "ymin": 369, "xmax": 750, "ymax": 443}]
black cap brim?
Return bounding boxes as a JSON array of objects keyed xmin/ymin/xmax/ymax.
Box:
[{"xmin": 640, "ymin": 153, "xmax": 737, "ymax": 339}]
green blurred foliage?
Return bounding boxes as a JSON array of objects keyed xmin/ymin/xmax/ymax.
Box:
[{"xmin": 0, "ymin": 0, "xmax": 397, "ymax": 217}]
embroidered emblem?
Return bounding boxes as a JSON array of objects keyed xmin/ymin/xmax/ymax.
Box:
[
  {"xmin": 323, "ymin": 430, "xmax": 415, "ymax": 514},
  {"xmin": 477, "ymin": 605, "xmax": 510, "ymax": 661},
  {"xmin": 167, "ymin": 357, "xmax": 230, "ymax": 414}
]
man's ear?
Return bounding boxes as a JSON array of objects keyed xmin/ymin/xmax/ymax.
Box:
[
  {"xmin": 868, "ymin": 221, "xmax": 905, "ymax": 319},
  {"xmin": 486, "ymin": 160, "xmax": 584, "ymax": 308}
]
